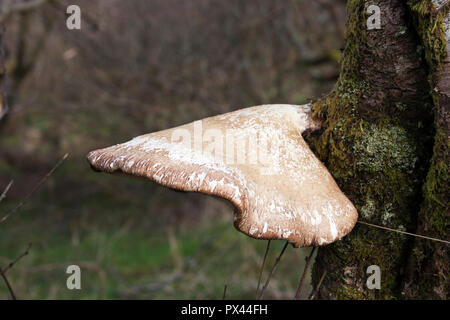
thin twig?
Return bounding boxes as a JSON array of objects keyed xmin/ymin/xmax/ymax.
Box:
[
  {"xmin": 294, "ymin": 247, "xmax": 316, "ymax": 300},
  {"xmin": 0, "ymin": 271, "xmax": 15, "ymax": 300},
  {"xmin": 0, "ymin": 153, "xmax": 69, "ymax": 223},
  {"xmin": 258, "ymin": 241, "xmax": 289, "ymax": 300},
  {"xmin": 309, "ymin": 270, "xmax": 327, "ymax": 300},
  {"xmin": 222, "ymin": 284, "xmax": 227, "ymax": 300},
  {"xmin": 256, "ymin": 240, "xmax": 271, "ymax": 298},
  {"xmin": 0, "ymin": 242, "xmax": 32, "ymax": 300},
  {"xmin": 357, "ymin": 221, "xmax": 450, "ymax": 245},
  {"xmin": 0, "ymin": 180, "xmax": 13, "ymax": 203},
  {"xmin": 1, "ymin": 243, "xmax": 32, "ymax": 274}
]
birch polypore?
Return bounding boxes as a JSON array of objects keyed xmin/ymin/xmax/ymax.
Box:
[{"xmin": 87, "ymin": 104, "xmax": 358, "ymax": 247}]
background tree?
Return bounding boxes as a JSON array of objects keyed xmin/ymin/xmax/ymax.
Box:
[{"xmin": 0, "ymin": 0, "xmax": 53, "ymax": 124}]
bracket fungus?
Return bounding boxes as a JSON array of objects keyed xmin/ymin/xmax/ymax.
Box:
[{"xmin": 87, "ymin": 104, "xmax": 357, "ymax": 247}]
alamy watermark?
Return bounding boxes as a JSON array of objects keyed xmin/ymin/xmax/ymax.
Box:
[
  {"xmin": 170, "ymin": 120, "xmax": 286, "ymax": 174},
  {"xmin": 66, "ymin": 265, "xmax": 81, "ymax": 290},
  {"xmin": 367, "ymin": 5, "xmax": 381, "ymax": 30},
  {"xmin": 366, "ymin": 265, "xmax": 381, "ymax": 290},
  {"xmin": 66, "ymin": 5, "xmax": 81, "ymax": 30}
]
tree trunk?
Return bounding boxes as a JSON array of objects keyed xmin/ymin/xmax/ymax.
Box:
[
  {"xmin": 403, "ymin": 0, "xmax": 449, "ymax": 299},
  {"xmin": 309, "ymin": 0, "xmax": 448, "ymax": 299}
]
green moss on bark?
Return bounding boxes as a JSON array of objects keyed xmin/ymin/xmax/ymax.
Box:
[
  {"xmin": 406, "ymin": 1, "xmax": 449, "ymax": 237},
  {"xmin": 407, "ymin": 0, "xmax": 449, "ymax": 73},
  {"xmin": 422, "ymin": 128, "xmax": 449, "ymax": 236},
  {"xmin": 336, "ymin": 285, "xmax": 366, "ymax": 300}
]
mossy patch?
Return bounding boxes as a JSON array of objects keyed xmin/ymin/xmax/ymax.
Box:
[
  {"xmin": 336, "ymin": 285, "xmax": 365, "ymax": 300},
  {"xmin": 407, "ymin": 0, "xmax": 449, "ymax": 76}
]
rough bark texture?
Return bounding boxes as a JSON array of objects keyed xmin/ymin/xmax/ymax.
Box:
[
  {"xmin": 403, "ymin": 0, "xmax": 449, "ymax": 299},
  {"xmin": 309, "ymin": 0, "xmax": 446, "ymax": 299}
]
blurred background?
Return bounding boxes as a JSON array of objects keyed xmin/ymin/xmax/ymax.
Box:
[{"xmin": 0, "ymin": 0, "xmax": 346, "ymax": 299}]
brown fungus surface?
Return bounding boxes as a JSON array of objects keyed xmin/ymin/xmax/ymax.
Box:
[{"xmin": 87, "ymin": 104, "xmax": 358, "ymax": 247}]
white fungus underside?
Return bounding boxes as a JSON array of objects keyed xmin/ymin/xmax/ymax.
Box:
[{"xmin": 87, "ymin": 104, "xmax": 358, "ymax": 247}]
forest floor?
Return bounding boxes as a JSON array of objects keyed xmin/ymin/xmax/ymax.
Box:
[{"xmin": 0, "ymin": 198, "xmax": 314, "ymax": 300}]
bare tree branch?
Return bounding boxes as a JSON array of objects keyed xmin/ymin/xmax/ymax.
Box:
[
  {"xmin": 294, "ymin": 247, "xmax": 316, "ymax": 300},
  {"xmin": 0, "ymin": 243, "xmax": 32, "ymax": 300},
  {"xmin": 0, "ymin": 153, "xmax": 69, "ymax": 224},
  {"xmin": 256, "ymin": 240, "xmax": 271, "ymax": 298},
  {"xmin": 258, "ymin": 241, "xmax": 289, "ymax": 299},
  {"xmin": 0, "ymin": 180, "xmax": 13, "ymax": 203},
  {"xmin": 1, "ymin": 243, "xmax": 32, "ymax": 274},
  {"xmin": 0, "ymin": 271, "xmax": 15, "ymax": 299},
  {"xmin": 309, "ymin": 270, "xmax": 327, "ymax": 300}
]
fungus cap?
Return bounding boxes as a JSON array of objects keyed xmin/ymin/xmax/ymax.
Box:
[{"xmin": 87, "ymin": 104, "xmax": 357, "ymax": 247}]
